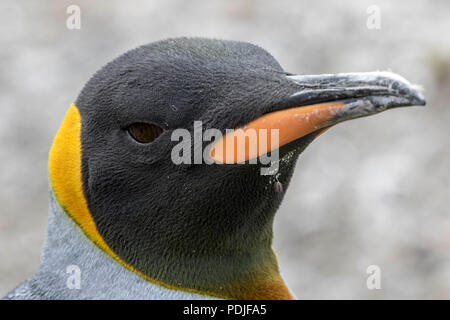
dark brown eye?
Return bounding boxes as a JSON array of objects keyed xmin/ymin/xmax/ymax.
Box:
[{"xmin": 128, "ymin": 123, "xmax": 163, "ymax": 144}]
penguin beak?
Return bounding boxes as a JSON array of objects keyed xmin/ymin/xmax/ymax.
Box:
[{"xmin": 210, "ymin": 71, "xmax": 425, "ymax": 164}]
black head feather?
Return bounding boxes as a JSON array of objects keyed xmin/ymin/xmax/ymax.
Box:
[{"xmin": 75, "ymin": 38, "xmax": 312, "ymax": 293}]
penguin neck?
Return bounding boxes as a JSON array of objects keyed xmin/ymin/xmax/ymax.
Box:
[
  {"xmin": 139, "ymin": 212, "xmax": 294, "ymax": 300},
  {"xmin": 40, "ymin": 190, "xmax": 293, "ymax": 299},
  {"xmin": 35, "ymin": 190, "xmax": 215, "ymax": 299}
]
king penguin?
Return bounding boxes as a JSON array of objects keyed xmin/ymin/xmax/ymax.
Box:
[{"xmin": 4, "ymin": 38, "xmax": 425, "ymax": 300}]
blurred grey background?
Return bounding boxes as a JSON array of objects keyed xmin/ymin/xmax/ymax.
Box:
[{"xmin": 1, "ymin": 0, "xmax": 449, "ymax": 299}]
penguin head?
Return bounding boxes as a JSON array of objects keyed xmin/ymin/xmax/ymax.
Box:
[{"xmin": 49, "ymin": 38, "xmax": 425, "ymax": 299}]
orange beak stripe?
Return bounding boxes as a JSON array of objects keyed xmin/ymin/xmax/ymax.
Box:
[{"xmin": 209, "ymin": 101, "xmax": 346, "ymax": 164}]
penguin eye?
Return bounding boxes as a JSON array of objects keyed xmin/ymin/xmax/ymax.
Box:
[{"xmin": 127, "ymin": 123, "xmax": 164, "ymax": 144}]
